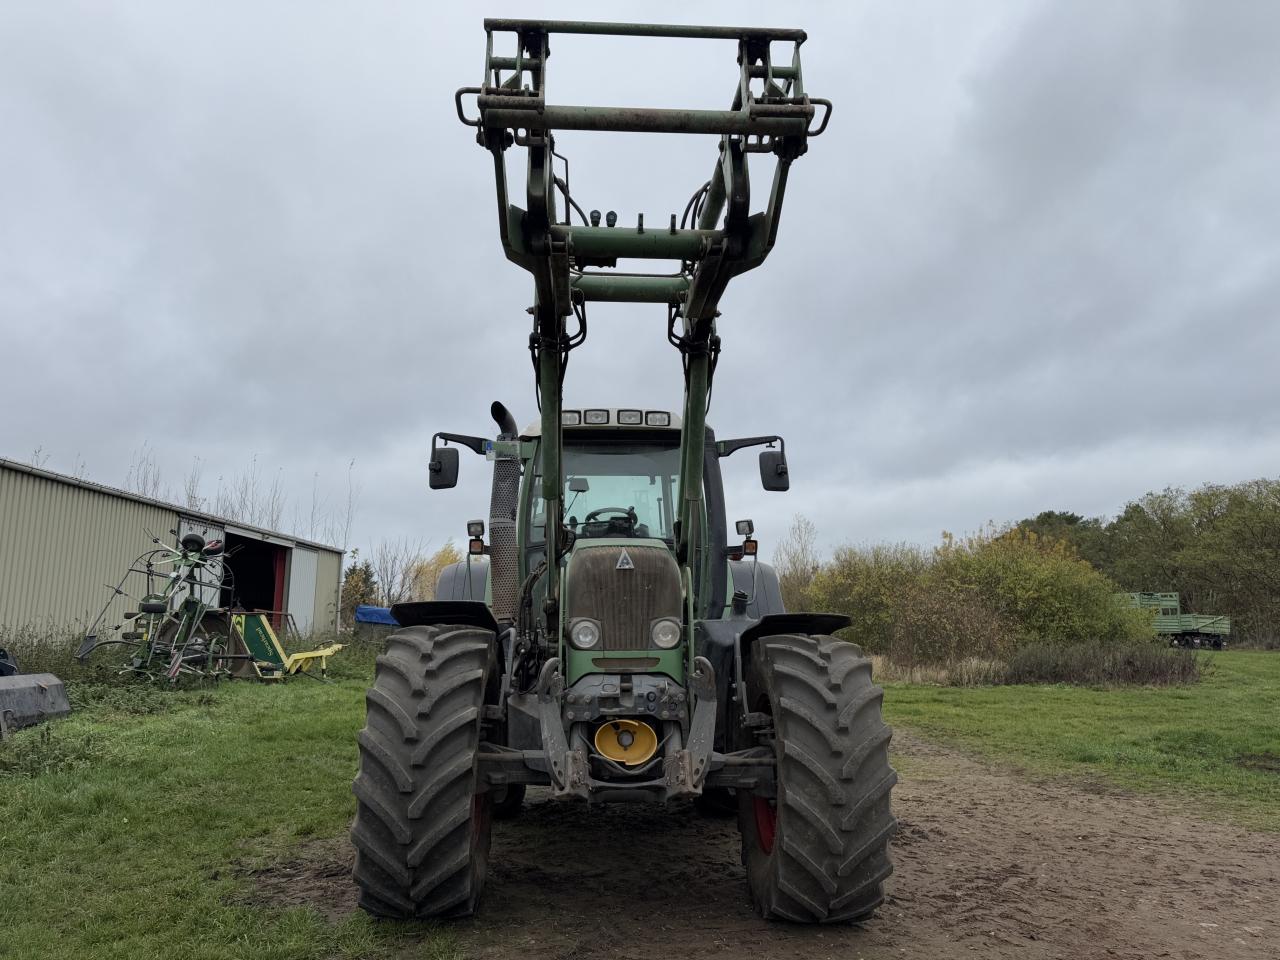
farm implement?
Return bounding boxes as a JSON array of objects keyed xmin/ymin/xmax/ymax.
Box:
[
  {"xmin": 350, "ymin": 20, "xmax": 896, "ymax": 924},
  {"xmin": 1120, "ymin": 592, "xmax": 1232, "ymax": 650},
  {"xmin": 77, "ymin": 531, "xmax": 342, "ymax": 682}
]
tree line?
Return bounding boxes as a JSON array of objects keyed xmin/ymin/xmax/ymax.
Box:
[
  {"xmin": 1015, "ymin": 478, "xmax": 1280, "ymax": 645},
  {"xmin": 776, "ymin": 475, "xmax": 1280, "ymax": 653}
]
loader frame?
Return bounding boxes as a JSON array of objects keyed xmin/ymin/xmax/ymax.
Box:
[{"xmin": 456, "ymin": 18, "xmax": 829, "ymax": 639}]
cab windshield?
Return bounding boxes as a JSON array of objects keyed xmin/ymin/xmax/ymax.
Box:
[{"xmin": 530, "ymin": 442, "xmax": 681, "ymax": 542}]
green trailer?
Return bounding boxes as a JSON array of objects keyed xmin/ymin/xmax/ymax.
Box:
[{"xmin": 1120, "ymin": 593, "xmax": 1231, "ymax": 649}]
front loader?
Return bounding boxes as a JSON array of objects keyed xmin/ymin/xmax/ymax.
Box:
[{"xmin": 351, "ymin": 19, "xmax": 896, "ymax": 923}]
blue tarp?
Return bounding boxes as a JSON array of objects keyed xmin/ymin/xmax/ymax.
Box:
[{"xmin": 354, "ymin": 604, "xmax": 399, "ymax": 626}]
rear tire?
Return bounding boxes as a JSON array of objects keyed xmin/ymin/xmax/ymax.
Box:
[
  {"xmin": 350, "ymin": 624, "xmax": 496, "ymax": 919},
  {"xmin": 738, "ymin": 634, "xmax": 897, "ymax": 923}
]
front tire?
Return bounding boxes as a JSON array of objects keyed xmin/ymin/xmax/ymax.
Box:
[
  {"xmin": 739, "ymin": 634, "xmax": 897, "ymax": 923},
  {"xmin": 351, "ymin": 624, "xmax": 496, "ymax": 919}
]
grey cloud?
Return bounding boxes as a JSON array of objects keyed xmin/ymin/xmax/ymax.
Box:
[{"xmin": 2, "ymin": 0, "xmax": 1277, "ymax": 559}]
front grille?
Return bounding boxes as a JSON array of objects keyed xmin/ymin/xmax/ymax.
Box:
[{"xmin": 566, "ymin": 544, "xmax": 682, "ymax": 650}]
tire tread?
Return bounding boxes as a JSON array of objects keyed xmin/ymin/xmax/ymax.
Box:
[
  {"xmin": 742, "ymin": 634, "xmax": 897, "ymax": 924},
  {"xmin": 351, "ymin": 624, "xmax": 493, "ymax": 919}
]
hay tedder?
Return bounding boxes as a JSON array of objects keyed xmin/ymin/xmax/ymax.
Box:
[
  {"xmin": 350, "ymin": 20, "xmax": 896, "ymax": 923},
  {"xmin": 78, "ymin": 530, "xmax": 234, "ymax": 681},
  {"xmin": 77, "ymin": 531, "xmax": 342, "ymax": 682}
]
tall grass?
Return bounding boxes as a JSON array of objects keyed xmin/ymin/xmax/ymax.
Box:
[
  {"xmin": 0, "ymin": 620, "xmax": 379, "ymax": 707},
  {"xmin": 871, "ymin": 643, "xmax": 1204, "ymax": 687},
  {"xmin": 0, "ymin": 624, "xmax": 89, "ymax": 678},
  {"xmin": 1003, "ymin": 642, "xmax": 1204, "ymax": 686}
]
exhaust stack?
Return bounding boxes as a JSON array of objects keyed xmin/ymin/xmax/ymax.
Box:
[
  {"xmin": 491, "ymin": 401, "xmax": 519, "ymax": 440},
  {"xmin": 487, "ymin": 400, "xmax": 522, "ymax": 622}
]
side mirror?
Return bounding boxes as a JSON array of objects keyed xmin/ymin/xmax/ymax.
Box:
[
  {"xmin": 759, "ymin": 450, "xmax": 789, "ymax": 492},
  {"xmin": 429, "ymin": 447, "xmax": 460, "ymax": 490},
  {"xmin": 568, "ymin": 476, "xmax": 590, "ymax": 493}
]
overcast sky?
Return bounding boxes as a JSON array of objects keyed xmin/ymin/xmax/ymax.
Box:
[{"xmin": 2, "ymin": 1, "xmax": 1278, "ymax": 562}]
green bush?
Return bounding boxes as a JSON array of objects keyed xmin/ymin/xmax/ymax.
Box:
[
  {"xmin": 801, "ymin": 526, "xmax": 1156, "ymax": 670},
  {"xmin": 886, "ymin": 578, "xmax": 1018, "ymax": 665},
  {"xmin": 805, "ymin": 542, "xmax": 928, "ymax": 652},
  {"xmin": 932, "ymin": 527, "xmax": 1154, "ymax": 648}
]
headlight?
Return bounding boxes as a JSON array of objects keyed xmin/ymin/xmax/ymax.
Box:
[
  {"xmin": 569, "ymin": 618, "xmax": 601, "ymax": 650},
  {"xmin": 650, "ymin": 618, "xmax": 682, "ymax": 649}
]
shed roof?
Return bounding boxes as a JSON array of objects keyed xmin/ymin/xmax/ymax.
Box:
[{"xmin": 0, "ymin": 457, "xmax": 343, "ymax": 555}]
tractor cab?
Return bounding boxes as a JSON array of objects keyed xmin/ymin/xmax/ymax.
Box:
[
  {"xmin": 526, "ymin": 410, "xmax": 682, "ymax": 547},
  {"xmin": 422, "ymin": 403, "xmax": 793, "ymax": 694}
]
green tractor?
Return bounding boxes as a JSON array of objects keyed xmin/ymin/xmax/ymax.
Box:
[{"xmin": 350, "ymin": 19, "xmax": 896, "ymax": 923}]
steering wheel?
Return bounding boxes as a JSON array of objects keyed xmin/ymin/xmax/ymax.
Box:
[{"xmin": 584, "ymin": 506, "xmax": 633, "ymax": 523}]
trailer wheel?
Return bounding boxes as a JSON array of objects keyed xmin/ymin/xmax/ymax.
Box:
[
  {"xmin": 738, "ymin": 634, "xmax": 897, "ymax": 923},
  {"xmin": 351, "ymin": 624, "xmax": 496, "ymax": 919}
]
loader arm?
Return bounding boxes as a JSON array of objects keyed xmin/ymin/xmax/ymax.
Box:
[{"xmin": 458, "ymin": 18, "xmax": 829, "ymax": 626}]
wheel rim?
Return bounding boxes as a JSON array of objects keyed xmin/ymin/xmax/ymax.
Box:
[{"xmin": 753, "ymin": 796, "xmax": 777, "ymax": 854}]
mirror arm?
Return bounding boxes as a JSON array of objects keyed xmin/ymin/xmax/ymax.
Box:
[
  {"xmin": 716, "ymin": 435, "xmax": 784, "ymax": 458},
  {"xmin": 432, "ymin": 432, "xmax": 490, "ymax": 457}
]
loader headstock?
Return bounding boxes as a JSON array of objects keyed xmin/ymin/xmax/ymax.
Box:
[{"xmin": 456, "ymin": 18, "xmax": 830, "ymax": 322}]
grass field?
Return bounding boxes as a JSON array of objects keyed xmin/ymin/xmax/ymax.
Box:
[
  {"xmin": 884, "ymin": 650, "xmax": 1280, "ymax": 830},
  {"xmin": 1, "ymin": 649, "xmax": 1277, "ymax": 959},
  {"xmin": 0, "ymin": 668, "xmax": 450, "ymax": 960}
]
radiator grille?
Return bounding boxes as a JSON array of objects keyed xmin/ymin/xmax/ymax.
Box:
[{"xmin": 565, "ymin": 544, "xmax": 682, "ymax": 650}]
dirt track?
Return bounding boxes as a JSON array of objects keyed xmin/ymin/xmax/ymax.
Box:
[{"xmin": 251, "ymin": 731, "xmax": 1279, "ymax": 959}]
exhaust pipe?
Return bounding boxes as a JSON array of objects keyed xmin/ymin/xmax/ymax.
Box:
[
  {"xmin": 491, "ymin": 401, "xmax": 519, "ymax": 439},
  {"xmin": 488, "ymin": 400, "xmax": 522, "ymax": 623}
]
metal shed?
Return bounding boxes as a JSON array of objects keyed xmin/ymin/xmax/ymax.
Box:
[{"xmin": 0, "ymin": 458, "xmax": 343, "ymax": 636}]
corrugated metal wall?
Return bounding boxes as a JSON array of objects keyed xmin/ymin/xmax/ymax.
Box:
[
  {"xmin": 0, "ymin": 464, "xmax": 178, "ymax": 633},
  {"xmin": 313, "ymin": 548, "xmax": 342, "ymax": 634},
  {"xmin": 288, "ymin": 547, "xmax": 319, "ymax": 633},
  {"xmin": 0, "ymin": 461, "xmax": 344, "ymax": 639}
]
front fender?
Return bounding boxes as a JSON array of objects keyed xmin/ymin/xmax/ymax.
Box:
[{"xmin": 389, "ymin": 601, "xmax": 500, "ymax": 636}]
